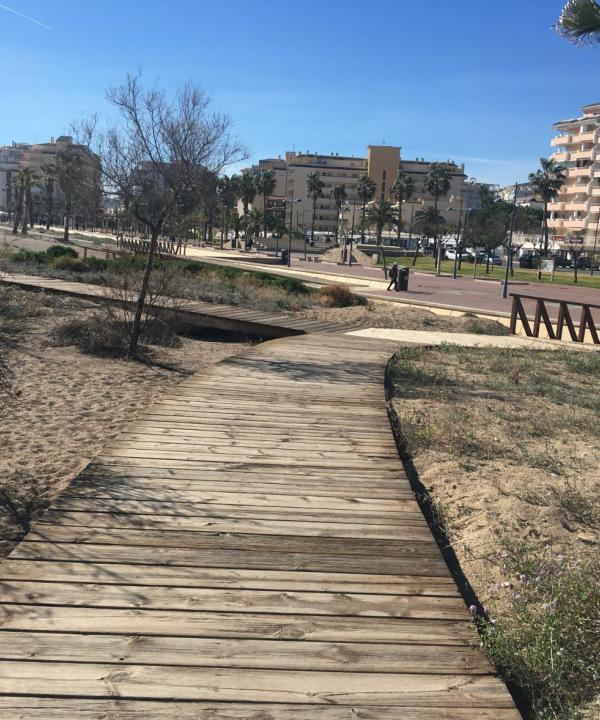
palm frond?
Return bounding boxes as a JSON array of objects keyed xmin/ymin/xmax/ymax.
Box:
[{"xmin": 556, "ymin": 0, "xmax": 600, "ymax": 45}]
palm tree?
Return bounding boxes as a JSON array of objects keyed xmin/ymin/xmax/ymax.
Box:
[
  {"xmin": 389, "ymin": 171, "xmax": 415, "ymax": 246},
  {"xmin": 41, "ymin": 164, "xmax": 57, "ymax": 230},
  {"xmin": 356, "ymin": 174, "xmax": 376, "ymax": 243},
  {"xmin": 12, "ymin": 169, "xmax": 37, "ymax": 236},
  {"xmin": 239, "ymin": 173, "xmax": 256, "ymax": 216},
  {"xmin": 245, "ymin": 208, "xmax": 263, "ymax": 242},
  {"xmin": 306, "ymin": 171, "xmax": 324, "ymax": 246},
  {"xmin": 366, "ymin": 200, "xmax": 397, "ymax": 278},
  {"xmin": 556, "ymin": 0, "xmax": 600, "ymax": 44},
  {"xmin": 217, "ymin": 174, "xmax": 240, "ymax": 249},
  {"xmin": 331, "ymin": 185, "xmax": 347, "ymax": 246},
  {"xmin": 254, "ymin": 170, "xmax": 276, "ymax": 239},
  {"xmin": 529, "ymin": 157, "xmax": 566, "ymax": 260},
  {"xmin": 413, "ymin": 206, "xmax": 445, "ymax": 266},
  {"xmin": 230, "ymin": 212, "xmax": 244, "ymax": 242},
  {"xmin": 424, "ymin": 163, "xmax": 452, "ymax": 276}
]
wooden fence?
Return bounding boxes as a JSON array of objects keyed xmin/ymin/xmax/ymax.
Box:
[
  {"xmin": 510, "ymin": 293, "xmax": 600, "ymax": 345},
  {"xmin": 116, "ymin": 235, "xmax": 187, "ymax": 257}
]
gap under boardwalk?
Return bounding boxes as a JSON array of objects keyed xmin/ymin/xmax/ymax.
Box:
[{"xmin": 0, "ymin": 334, "xmax": 521, "ymax": 719}]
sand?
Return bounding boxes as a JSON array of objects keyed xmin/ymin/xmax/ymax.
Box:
[{"xmin": 0, "ymin": 288, "xmax": 249, "ymax": 556}]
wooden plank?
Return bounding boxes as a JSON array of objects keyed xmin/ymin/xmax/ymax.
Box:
[
  {"xmin": 37, "ymin": 511, "xmax": 432, "ymax": 541},
  {"xmin": 0, "ymin": 662, "xmax": 517, "ymax": 706},
  {"xmin": 0, "ymin": 561, "xmax": 459, "ymax": 595},
  {"xmin": 22, "ymin": 528, "xmax": 442, "ymax": 560},
  {"xmin": 0, "ymin": 581, "xmax": 467, "ymax": 619},
  {"xmin": 0, "ymin": 632, "xmax": 492, "ymax": 674},
  {"xmin": 0, "ymin": 606, "xmax": 477, "ymax": 644},
  {"xmin": 50, "ymin": 498, "xmax": 421, "ymax": 526},
  {"xmin": 0, "ymin": 698, "xmax": 524, "ymax": 720},
  {"xmin": 9, "ymin": 542, "xmax": 451, "ymax": 576}
]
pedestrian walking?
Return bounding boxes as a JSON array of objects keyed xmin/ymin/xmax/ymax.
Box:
[{"xmin": 387, "ymin": 263, "xmax": 399, "ymax": 291}]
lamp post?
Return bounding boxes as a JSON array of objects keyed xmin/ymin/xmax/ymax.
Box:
[
  {"xmin": 591, "ymin": 209, "xmax": 600, "ymax": 277},
  {"xmin": 285, "ymin": 197, "xmax": 302, "ymax": 268},
  {"xmin": 343, "ymin": 201, "xmax": 359, "ymax": 266},
  {"xmin": 502, "ymin": 182, "xmax": 519, "ymax": 299}
]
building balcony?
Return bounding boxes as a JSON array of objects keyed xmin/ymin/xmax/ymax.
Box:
[
  {"xmin": 576, "ymin": 131, "xmax": 596, "ymax": 143},
  {"xmin": 551, "ymin": 134, "xmax": 570, "ymax": 147},
  {"xmin": 570, "ymin": 166, "xmax": 593, "ymax": 177},
  {"xmin": 551, "ymin": 151, "xmax": 569, "ymax": 162},
  {"xmin": 548, "ymin": 202, "xmax": 564, "ymax": 212},
  {"xmin": 564, "ymin": 202, "xmax": 589, "ymax": 212},
  {"xmin": 571, "ymin": 149, "xmax": 593, "ymax": 160},
  {"xmin": 592, "ymin": 187, "xmax": 600, "ymax": 197},
  {"xmin": 563, "ymin": 219, "xmax": 587, "ymax": 229}
]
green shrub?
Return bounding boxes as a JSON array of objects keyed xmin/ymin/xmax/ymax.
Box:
[
  {"xmin": 181, "ymin": 261, "xmax": 205, "ymax": 274},
  {"xmin": 45, "ymin": 244, "xmax": 79, "ymax": 259},
  {"xmin": 477, "ymin": 548, "xmax": 600, "ymax": 720},
  {"xmin": 11, "ymin": 249, "xmax": 47, "ymax": 265},
  {"xmin": 49, "ymin": 256, "xmax": 89, "ymax": 272},
  {"xmin": 85, "ymin": 256, "xmax": 108, "ymax": 272}
]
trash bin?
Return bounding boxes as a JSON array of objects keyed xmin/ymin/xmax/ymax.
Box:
[
  {"xmin": 280, "ymin": 249, "xmax": 289, "ymax": 265},
  {"xmin": 397, "ymin": 266, "xmax": 409, "ymax": 291}
]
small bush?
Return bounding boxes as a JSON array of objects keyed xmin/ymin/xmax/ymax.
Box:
[
  {"xmin": 45, "ymin": 244, "xmax": 78, "ymax": 259},
  {"xmin": 85, "ymin": 256, "xmax": 108, "ymax": 272},
  {"xmin": 181, "ymin": 261, "xmax": 205, "ymax": 274},
  {"xmin": 49, "ymin": 256, "xmax": 89, "ymax": 272},
  {"xmin": 49, "ymin": 314, "xmax": 181, "ymax": 358},
  {"xmin": 317, "ymin": 283, "xmax": 364, "ymax": 307},
  {"xmin": 478, "ymin": 548, "xmax": 600, "ymax": 720},
  {"xmin": 11, "ymin": 249, "xmax": 47, "ymax": 265}
]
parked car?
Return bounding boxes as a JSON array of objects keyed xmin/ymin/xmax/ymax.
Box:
[
  {"xmin": 552, "ymin": 255, "xmax": 570, "ymax": 269},
  {"xmin": 519, "ymin": 253, "xmax": 539, "ymax": 269},
  {"xmin": 465, "ymin": 249, "xmax": 487, "ymax": 263},
  {"xmin": 445, "ymin": 247, "xmax": 470, "ymax": 261}
]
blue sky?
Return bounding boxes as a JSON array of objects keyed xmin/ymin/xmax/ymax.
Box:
[{"xmin": 0, "ymin": 0, "xmax": 598, "ymax": 186}]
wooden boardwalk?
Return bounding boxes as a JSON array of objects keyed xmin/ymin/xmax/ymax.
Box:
[
  {"xmin": 0, "ymin": 333, "xmax": 520, "ymax": 718},
  {"xmin": 0, "ymin": 273, "xmax": 365, "ymax": 337}
]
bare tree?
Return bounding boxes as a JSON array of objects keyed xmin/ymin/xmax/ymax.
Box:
[{"xmin": 86, "ymin": 74, "xmax": 247, "ymax": 357}]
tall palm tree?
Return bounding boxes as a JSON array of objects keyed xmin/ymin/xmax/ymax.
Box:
[
  {"xmin": 356, "ymin": 174, "xmax": 376, "ymax": 243},
  {"xmin": 254, "ymin": 170, "xmax": 276, "ymax": 239},
  {"xmin": 556, "ymin": 0, "xmax": 600, "ymax": 44},
  {"xmin": 365, "ymin": 200, "xmax": 397, "ymax": 278},
  {"xmin": 41, "ymin": 164, "xmax": 57, "ymax": 230},
  {"xmin": 424, "ymin": 163, "xmax": 452, "ymax": 276},
  {"xmin": 12, "ymin": 169, "xmax": 37, "ymax": 236},
  {"xmin": 331, "ymin": 184, "xmax": 347, "ymax": 246},
  {"xmin": 239, "ymin": 173, "xmax": 256, "ymax": 216},
  {"xmin": 245, "ymin": 208, "xmax": 263, "ymax": 242},
  {"xmin": 413, "ymin": 206, "xmax": 445, "ymax": 266},
  {"xmin": 306, "ymin": 171, "xmax": 324, "ymax": 246},
  {"xmin": 529, "ymin": 157, "xmax": 566, "ymax": 258},
  {"xmin": 217, "ymin": 174, "xmax": 240, "ymax": 248},
  {"xmin": 389, "ymin": 171, "xmax": 415, "ymax": 246}
]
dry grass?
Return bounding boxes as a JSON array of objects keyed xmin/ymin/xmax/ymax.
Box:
[{"xmin": 387, "ymin": 345, "xmax": 600, "ymax": 720}]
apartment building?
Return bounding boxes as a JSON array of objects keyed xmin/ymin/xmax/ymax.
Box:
[
  {"xmin": 0, "ymin": 136, "xmax": 76, "ymax": 209},
  {"xmin": 548, "ymin": 102, "xmax": 600, "ymax": 246},
  {"xmin": 240, "ymin": 145, "xmax": 467, "ymax": 235},
  {"xmin": 497, "ymin": 182, "xmax": 542, "ymax": 209}
]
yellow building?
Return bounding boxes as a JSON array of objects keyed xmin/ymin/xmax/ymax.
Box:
[
  {"xmin": 548, "ymin": 102, "xmax": 600, "ymax": 247},
  {"xmin": 239, "ymin": 145, "xmax": 466, "ymax": 235}
]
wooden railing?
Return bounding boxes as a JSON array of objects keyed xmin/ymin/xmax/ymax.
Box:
[
  {"xmin": 510, "ymin": 293, "xmax": 600, "ymax": 344},
  {"xmin": 116, "ymin": 235, "xmax": 187, "ymax": 257}
]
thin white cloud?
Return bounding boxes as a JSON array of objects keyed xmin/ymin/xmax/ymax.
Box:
[{"xmin": 0, "ymin": 3, "xmax": 53, "ymax": 30}]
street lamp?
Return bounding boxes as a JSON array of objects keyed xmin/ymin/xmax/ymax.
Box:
[
  {"xmin": 502, "ymin": 182, "xmax": 519, "ymax": 299},
  {"xmin": 343, "ymin": 200, "xmax": 359, "ymax": 266},
  {"xmin": 284, "ymin": 196, "xmax": 302, "ymax": 268}
]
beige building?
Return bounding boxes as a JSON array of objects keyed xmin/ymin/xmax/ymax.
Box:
[
  {"xmin": 0, "ymin": 136, "xmax": 77, "ymax": 210},
  {"xmin": 239, "ymin": 145, "xmax": 466, "ymax": 235},
  {"xmin": 548, "ymin": 102, "xmax": 600, "ymax": 247}
]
